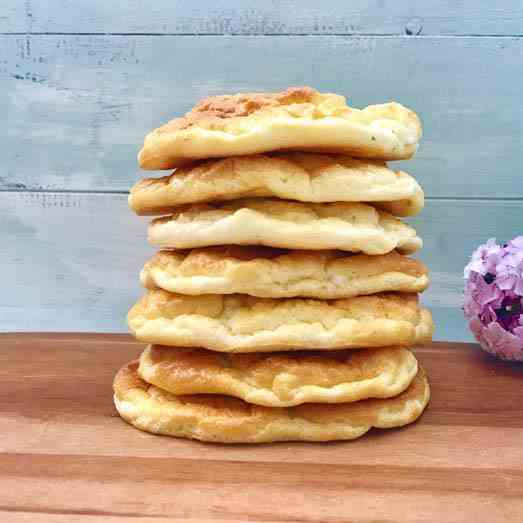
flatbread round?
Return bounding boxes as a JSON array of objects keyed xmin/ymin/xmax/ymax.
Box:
[
  {"xmin": 141, "ymin": 247, "xmax": 429, "ymax": 299},
  {"xmin": 130, "ymin": 153, "xmax": 424, "ymax": 217},
  {"xmin": 114, "ymin": 361, "xmax": 430, "ymax": 443},
  {"xmin": 127, "ymin": 290, "xmax": 434, "ymax": 352},
  {"xmin": 148, "ymin": 199, "xmax": 422, "ymax": 255},
  {"xmin": 138, "ymin": 87, "xmax": 422, "ymax": 169},
  {"xmin": 138, "ymin": 345, "xmax": 418, "ymax": 407}
]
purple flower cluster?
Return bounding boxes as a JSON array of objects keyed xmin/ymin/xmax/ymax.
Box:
[{"xmin": 464, "ymin": 237, "xmax": 523, "ymax": 361}]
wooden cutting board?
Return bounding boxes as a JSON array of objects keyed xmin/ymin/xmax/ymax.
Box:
[{"xmin": 1, "ymin": 333, "xmax": 522, "ymax": 522}]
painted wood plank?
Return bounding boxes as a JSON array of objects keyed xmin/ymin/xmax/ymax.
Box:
[
  {"xmin": 2, "ymin": 1, "xmax": 523, "ymax": 36},
  {"xmin": 0, "ymin": 192, "xmax": 151, "ymax": 333},
  {"xmin": 1, "ymin": 35, "xmax": 523, "ymax": 197},
  {"xmin": 2, "ymin": 191, "xmax": 521, "ymax": 340}
]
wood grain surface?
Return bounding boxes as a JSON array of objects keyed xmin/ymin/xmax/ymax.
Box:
[{"xmin": 1, "ymin": 333, "xmax": 522, "ymax": 522}]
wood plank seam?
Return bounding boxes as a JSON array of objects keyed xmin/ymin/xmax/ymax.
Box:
[
  {"xmin": 2, "ymin": 189, "xmax": 523, "ymax": 203},
  {"xmin": 0, "ymin": 31, "xmax": 523, "ymax": 36}
]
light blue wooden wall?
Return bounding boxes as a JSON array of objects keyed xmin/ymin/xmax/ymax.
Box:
[{"xmin": 2, "ymin": 1, "xmax": 523, "ymax": 341}]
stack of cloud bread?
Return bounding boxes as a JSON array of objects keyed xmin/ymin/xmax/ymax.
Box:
[{"xmin": 114, "ymin": 86, "xmax": 434, "ymax": 443}]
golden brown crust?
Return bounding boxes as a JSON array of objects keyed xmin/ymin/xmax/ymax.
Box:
[
  {"xmin": 161, "ymin": 87, "xmax": 318, "ymax": 131},
  {"xmin": 129, "ymin": 153, "xmax": 424, "ymax": 217},
  {"xmin": 137, "ymin": 87, "xmax": 422, "ymax": 169},
  {"xmin": 127, "ymin": 290, "xmax": 434, "ymax": 352},
  {"xmin": 140, "ymin": 247, "xmax": 429, "ymax": 299},
  {"xmin": 113, "ymin": 361, "xmax": 430, "ymax": 443},
  {"xmin": 138, "ymin": 345, "xmax": 418, "ymax": 407}
]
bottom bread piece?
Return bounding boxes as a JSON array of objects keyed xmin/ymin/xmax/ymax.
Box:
[
  {"xmin": 113, "ymin": 361, "xmax": 430, "ymax": 443},
  {"xmin": 138, "ymin": 345, "xmax": 419, "ymax": 407}
]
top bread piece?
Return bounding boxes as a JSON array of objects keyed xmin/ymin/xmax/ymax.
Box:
[{"xmin": 138, "ymin": 87, "xmax": 422, "ymax": 169}]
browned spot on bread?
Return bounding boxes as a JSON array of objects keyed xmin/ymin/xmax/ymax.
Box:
[{"xmin": 159, "ymin": 87, "xmax": 317, "ymax": 132}]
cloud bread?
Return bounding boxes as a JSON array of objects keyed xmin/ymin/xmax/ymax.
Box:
[
  {"xmin": 130, "ymin": 153, "xmax": 424, "ymax": 217},
  {"xmin": 148, "ymin": 199, "xmax": 422, "ymax": 255},
  {"xmin": 114, "ymin": 361, "xmax": 430, "ymax": 443},
  {"xmin": 137, "ymin": 87, "xmax": 422, "ymax": 170},
  {"xmin": 138, "ymin": 345, "xmax": 418, "ymax": 407},
  {"xmin": 127, "ymin": 290, "xmax": 434, "ymax": 352},
  {"xmin": 141, "ymin": 247, "xmax": 430, "ymax": 299}
]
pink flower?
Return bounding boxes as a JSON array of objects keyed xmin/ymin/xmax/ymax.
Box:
[
  {"xmin": 464, "ymin": 237, "xmax": 523, "ymax": 361},
  {"xmin": 464, "ymin": 238, "xmax": 500, "ymax": 277}
]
